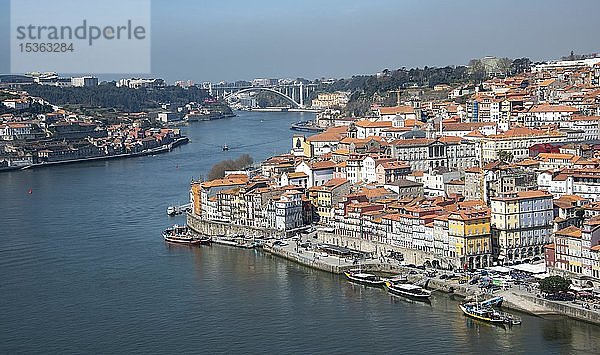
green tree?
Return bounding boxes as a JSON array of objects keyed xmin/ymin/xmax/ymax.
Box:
[
  {"xmin": 539, "ymin": 276, "xmax": 571, "ymax": 295},
  {"xmin": 510, "ymin": 58, "xmax": 531, "ymax": 75}
]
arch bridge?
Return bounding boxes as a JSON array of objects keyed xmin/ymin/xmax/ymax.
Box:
[
  {"xmin": 207, "ymin": 82, "xmax": 316, "ymax": 109},
  {"xmin": 224, "ymin": 87, "xmax": 301, "ymax": 108}
]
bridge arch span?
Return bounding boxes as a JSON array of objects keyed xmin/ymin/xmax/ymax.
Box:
[{"xmin": 224, "ymin": 87, "xmax": 301, "ymax": 108}]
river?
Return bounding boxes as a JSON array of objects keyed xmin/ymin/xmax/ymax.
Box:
[{"xmin": 1, "ymin": 111, "xmax": 599, "ymax": 353}]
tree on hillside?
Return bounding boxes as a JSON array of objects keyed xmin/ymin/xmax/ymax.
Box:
[
  {"xmin": 468, "ymin": 59, "xmax": 487, "ymax": 83},
  {"xmin": 497, "ymin": 57, "xmax": 512, "ymax": 76},
  {"xmin": 539, "ymin": 276, "xmax": 571, "ymax": 295},
  {"xmin": 207, "ymin": 154, "xmax": 254, "ymax": 181},
  {"xmin": 510, "ymin": 58, "xmax": 532, "ymax": 75}
]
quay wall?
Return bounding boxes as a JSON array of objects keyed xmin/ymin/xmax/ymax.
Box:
[
  {"xmin": 523, "ymin": 295, "xmax": 600, "ymax": 324},
  {"xmin": 187, "ymin": 213, "xmax": 286, "ymax": 239},
  {"xmin": 264, "ymin": 245, "xmax": 349, "ymax": 274}
]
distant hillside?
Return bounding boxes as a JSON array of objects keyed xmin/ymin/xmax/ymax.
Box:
[{"xmin": 24, "ymin": 84, "xmax": 211, "ymax": 112}]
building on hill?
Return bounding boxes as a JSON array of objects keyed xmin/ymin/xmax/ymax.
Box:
[
  {"xmin": 390, "ymin": 137, "xmax": 477, "ymax": 172},
  {"xmin": 477, "ymin": 127, "xmax": 568, "ymax": 163},
  {"xmin": 524, "ymin": 104, "xmax": 579, "ymax": 127},
  {"xmin": 375, "ymin": 105, "xmax": 417, "ymax": 123}
]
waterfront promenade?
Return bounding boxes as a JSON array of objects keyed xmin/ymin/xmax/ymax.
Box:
[{"xmin": 253, "ymin": 232, "xmax": 600, "ymax": 325}]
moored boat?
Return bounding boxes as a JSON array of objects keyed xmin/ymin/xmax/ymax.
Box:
[
  {"xmin": 459, "ymin": 301, "xmax": 521, "ymax": 326},
  {"xmin": 163, "ymin": 225, "xmax": 201, "ymax": 245},
  {"xmin": 344, "ymin": 271, "xmax": 385, "ymax": 287},
  {"xmin": 198, "ymin": 236, "xmax": 212, "ymax": 245},
  {"xmin": 459, "ymin": 303, "xmax": 505, "ymax": 324},
  {"xmin": 384, "ymin": 281, "xmax": 432, "ymax": 300}
]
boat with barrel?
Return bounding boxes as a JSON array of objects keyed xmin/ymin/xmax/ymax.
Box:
[
  {"xmin": 459, "ymin": 296, "xmax": 521, "ymax": 326},
  {"xmin": 344, "ymin": 270, "xmax": 385, "ymax": 287},
  {"xmin": 384, "ymin": 281, "xmax": 432, "ymax": 300},
  {"xmin": 163, "ymin": 225, "xmax": 201, "ymax": 245}
]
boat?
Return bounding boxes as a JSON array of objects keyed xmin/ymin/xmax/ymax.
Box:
[
  {"xmin": 222, "ymin": 144, "xmax": 229, "ymax": 151},
  {"xmin": 162, "ymin": 225, "xmax": 201, "ymax": 245},
  {"xmin": 459, "ymin": 303, "xmax": 506, "ymax": 324},
  {"xmin": 166, "ymin": 206, "xmax": 177, "ymax": 216},
  {"xmin": 198, "ymin": 236, "xmax": 212, "ymax": 245},
  {"xmin": 344, "ymin": 270, "xmax": 385, "ymax": 287},
  {"xmin": 290, "ymin": 120, "xmax": 325, "ymax": 132},
  {"xmin": 166, "ymin": 203, "xmax": 192, "ymax": 216},
  {"xmin": 460, "ymin": 297, "xmax": 521, "ymax": 326},
  {"xmin": 384, "ymin": 281, "xmax": 432, "ymax": 300}
]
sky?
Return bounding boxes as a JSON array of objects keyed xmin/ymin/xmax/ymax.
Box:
[{"xmin": 1, "ymin": 0, "xmax": 600, "ymax": 83}]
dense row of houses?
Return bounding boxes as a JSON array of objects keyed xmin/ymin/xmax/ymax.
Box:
[
  {"xmin": 0, "ymin": 92, "xmax": 183, "ymax": 167},
  {"xmin": 189, "ymin": 57, "xmax": 600, "ymax": 288}
]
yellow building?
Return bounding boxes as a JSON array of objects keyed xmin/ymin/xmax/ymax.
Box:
[
  {"xmin": 447, "ymin": 207, "xmax": 492, "ymax": 269},
  {"xmin": 291, "ymin": 135, "xmax": 312, "ymax": 158},
  {"xmin": 308, "ymin": 178, "xmax": 350, "ymax": 224}
]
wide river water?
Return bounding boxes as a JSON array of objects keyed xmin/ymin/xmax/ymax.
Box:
[{"xmin": 1, "ymin": 111, "xmax": 599, "ymax": 354}]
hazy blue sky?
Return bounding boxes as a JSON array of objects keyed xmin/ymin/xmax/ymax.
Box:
[{"xmin": 2, "ymin": 0, "xmax": 600, "ymax": 82}]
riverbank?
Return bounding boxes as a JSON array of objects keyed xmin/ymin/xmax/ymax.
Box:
[
  {"xmin": 5, "ymin": 137, "xmax": 189, "ymax": 172},
  {"xmin": 257, "ymin": 237, "xmax": 600, "ymax": 325}
]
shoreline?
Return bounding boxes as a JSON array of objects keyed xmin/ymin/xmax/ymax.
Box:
[
  {"xmin": 3, "ymin": 136, "xmax": 189, "ymax": 172},
  {"xmin": 264, "ymin": 243, "xmax": 600, "ymax": 325},
  {"xmin": 202, "ymin": 233, "xmax": 600, "ymax": 326}
]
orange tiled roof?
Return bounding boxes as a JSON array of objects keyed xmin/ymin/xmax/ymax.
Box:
[
  {"xmin": 356, "ymin": 120, "xmax": 392, "ymax": 128},
  {"xmin": 529, "ymin": 104, "xmax": 578, "ymax": 113},
  {"xmin": 379, "ymin": 105, "xmax": 415, "ymax": 115},
  {"xmin": 555, "ymin": 225, "xmax": 582, "ymax": 239}
]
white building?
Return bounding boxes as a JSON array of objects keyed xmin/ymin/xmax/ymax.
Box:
[
  {"xmin": 524, "ymin": 104, "xmax": 579, "ymax": 128},
  {"xmin": 539, "ymin": 169, "xmax": 600, "ymax": 202},
  {"xmin": 559, "ymin": 116, "xmax": 600, "ymax": 141},
  {"xmin": 420, "ymin": 169, "xmax": 462, "ymax": 197},
  {"xmin": 71, "ymin": 76, "xmax": 98, "ymax": 87},
  {"xmin": 295, "ymin": 161, "xmax": 335, "ymax": 187},
  {"xmin": 2, "ymin": 98, "xmax": 30, "ymax": 110}
]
